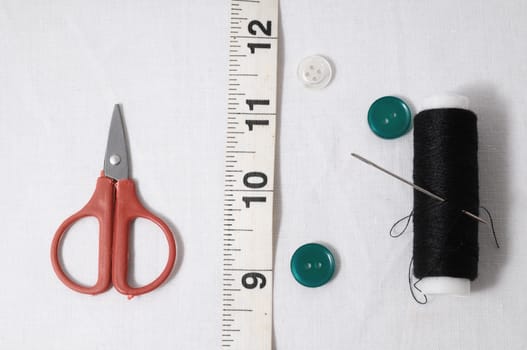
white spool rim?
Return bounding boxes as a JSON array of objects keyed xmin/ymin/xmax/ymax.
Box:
[
  {"xmin": 419, "ymin": 94, "xmax": 469, "ymax": 112},
  {"xmin": 419, "ymin": 277, "xmax": 471, "ymax": 296}
]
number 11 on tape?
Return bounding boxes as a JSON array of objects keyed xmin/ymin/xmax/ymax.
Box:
[{"xmin": 223, "ymin": 0, "xmax": 279, "ymax": 349}]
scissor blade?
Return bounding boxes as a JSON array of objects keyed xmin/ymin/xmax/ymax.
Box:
[{"xmin": 104, "ymin": 104, "xmax": 130, "ymax": 180}]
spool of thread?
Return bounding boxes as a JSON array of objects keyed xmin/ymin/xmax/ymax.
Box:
[{"xmin": 413, "ymin": 94, "xmax": 479, "ymax": 296}]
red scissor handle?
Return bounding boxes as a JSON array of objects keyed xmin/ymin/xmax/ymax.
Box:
[
  {"xmin": 112, "ymin": 179, "xmax": 177, "ymax": 297},
  {"xmin": 50, "ymin": 176, "xmax": 114, "ymax": 295}
]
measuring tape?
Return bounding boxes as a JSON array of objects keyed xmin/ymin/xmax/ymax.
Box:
[{"xmin": 223, "ymin": 0, "xmax": 279, "ymax": 349}]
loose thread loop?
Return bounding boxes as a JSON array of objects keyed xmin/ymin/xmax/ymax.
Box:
[
  {"xmin": 480, "ymin": 206, "xmax": 500, "ymax": 249},
  {"xmin": 389, "ymin": 210, "xmax": 414, "ymax": 238},
  {"xmin": 408, "ymin": 257, "xmax": 427, "ymax": 305}
]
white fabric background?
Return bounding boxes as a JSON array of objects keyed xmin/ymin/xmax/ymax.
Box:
[{"xmin": 1, "ymin": 0, "xmax": 526, "ymax": 349}]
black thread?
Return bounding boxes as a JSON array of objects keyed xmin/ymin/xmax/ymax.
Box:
[
  {"xmin": 413, "ymin": 108, "xmax": 479, "ymax": 280},
  {"xmin": 480, "ymin": 206, "xmax": 500, "ymax": 248},
  {"xmin": 390, "ymin": 210, "xmax": 414, "ymax": 238},
  {"xmin": 408, "ymin": 258, "xmax": 427, "ymax": 304}
]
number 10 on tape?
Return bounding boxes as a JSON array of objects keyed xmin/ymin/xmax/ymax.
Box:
[{"xmin": 223, "ymin": 0, "xmax": 279, "ymax": 349}]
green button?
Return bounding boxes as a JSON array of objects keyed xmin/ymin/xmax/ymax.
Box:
[
  {"xmin": 290, "ymin": 243, "xmax": 335, "ymax": 287},
  {"xmin": 367, "ymin": 96, "xmax": 412, "ymax": 139}
]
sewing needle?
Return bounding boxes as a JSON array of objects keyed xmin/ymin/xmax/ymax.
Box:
[{"xmin": 350, "ymin": 153, "xmax": 489, "ymax": 225}]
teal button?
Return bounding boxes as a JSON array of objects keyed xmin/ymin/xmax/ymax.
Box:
[
  {"xmin": 368, "ymin": 96, "xmax": 412, "ymax": 139},
  {"xmin": 290, "ymin": 243, "xmax": 335, "ymax": 288}
]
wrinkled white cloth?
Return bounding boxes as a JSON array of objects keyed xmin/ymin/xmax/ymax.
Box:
[{"xmin": 0, "ymin": 0, "xmax": 526, "ymax": 349}]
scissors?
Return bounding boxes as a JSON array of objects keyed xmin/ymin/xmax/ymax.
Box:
[{"xmin": 51, "ymin": 105, "xmax": 176, "ymax": 297}]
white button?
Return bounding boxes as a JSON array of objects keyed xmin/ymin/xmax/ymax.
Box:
[{"xmin": 297, "ymin": 55, "xmax": 333, "ymax": 88}]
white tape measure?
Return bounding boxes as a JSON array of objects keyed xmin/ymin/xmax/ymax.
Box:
[{"xmin": 223, "ymin": 0, "xmax": 279, "ymax": 349}]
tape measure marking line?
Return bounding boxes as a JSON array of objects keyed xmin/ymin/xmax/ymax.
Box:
[
  {"xmin": 224, "ymin": 268, "xmax": 272, "ymax": 272},
  {"xmin": 228, "ymin": 112, "xmax": 276, "ymax": 115},
  {"xmin": 226, "ymin": 151, "xmax": 256, "ymax": 153},
  {"xmin": 225, "ymin": 189, "xmax": 272, "ymax": 193},
  {"xmin": 232, "ymin": 0, "xmax": 260, "ymax": 3},
  {"xmin": 231, "ymin": 35, "xmax": 278, "ymax": 40}
]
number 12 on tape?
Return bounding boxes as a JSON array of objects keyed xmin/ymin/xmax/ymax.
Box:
[{"xmin": 223, "ymin": 0, "xmax": 279, "ymax": 349}]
